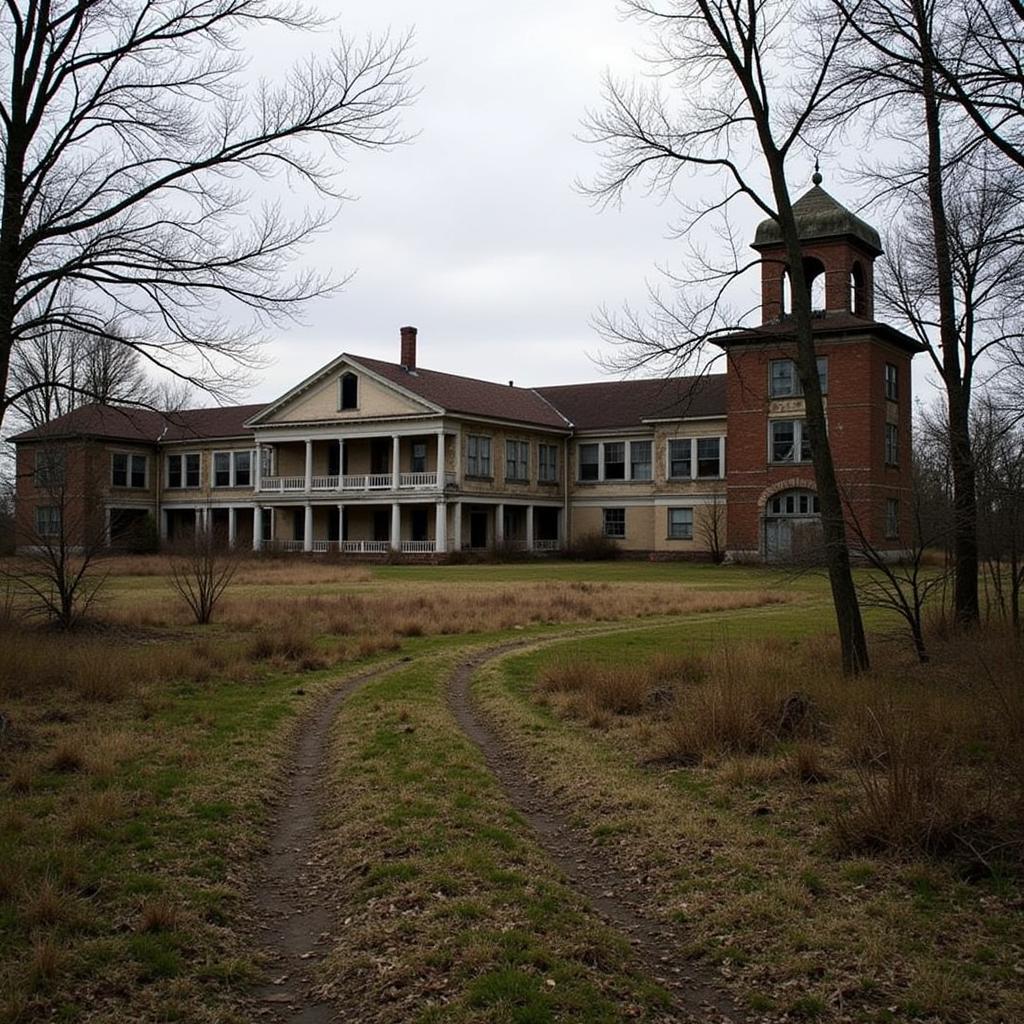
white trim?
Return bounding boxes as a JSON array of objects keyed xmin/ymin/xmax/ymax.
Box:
[
  {"xmin": 665, "ymin": 435, "xmax": 726, "ymax": 482},
  {"xmin": 246, "ymin": 354, "xmax": 442, "ymax": 426}
]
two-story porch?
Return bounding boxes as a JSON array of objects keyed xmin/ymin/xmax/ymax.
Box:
[
  {"xmin": 251, "ymin": 498, "xmax": 564, "ymax": 555},
  {"xmin": 255, "ymin": 432, "xmax": 453, "ymax": 497}
]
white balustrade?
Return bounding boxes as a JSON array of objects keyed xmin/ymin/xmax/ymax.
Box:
[
  {"xmin": 399, "ymin": 472, "xmax": 438, "ymax": 488},
  {"xmin": 401, "ymin": 540, "xmax": 436, "ymax": 553}
]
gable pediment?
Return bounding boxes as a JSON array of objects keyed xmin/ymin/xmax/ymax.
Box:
[{"xmin": 248, "ymin": 356, "xmax": 439, "ymax": 426}]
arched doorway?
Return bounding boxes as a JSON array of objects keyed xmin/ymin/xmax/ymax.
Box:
[{"xmin": 763, "ymin": 488, "xmax": 822, "ymax": 562}]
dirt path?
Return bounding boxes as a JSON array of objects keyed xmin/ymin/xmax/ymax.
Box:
[
  {"xmin": 251, "ymin": 662, "xmax": 401, "ymax": 1023},
  {"xmin": 448, "ymin": 641, "xmax": 746, "ymax": 1024}
]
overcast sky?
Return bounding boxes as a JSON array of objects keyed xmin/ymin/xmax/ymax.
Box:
[
  {"xmin": 240, "ymin": 1, "xmax": 756, "ymax": 401},
  {"xmin": 240, "ymin": 2, "xmax": 935, "ymax": 406}
]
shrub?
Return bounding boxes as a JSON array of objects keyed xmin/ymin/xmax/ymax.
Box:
[
  {"xmin": 833, "ymin": 710, "xmax": 989, "ymax": 859},
  {"xmin": 565, "ymin": 531, "xmax": 621, "ymax": 561}
]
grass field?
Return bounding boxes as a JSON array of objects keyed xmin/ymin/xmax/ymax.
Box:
[{"xmin": 0, "ymin": 557, "xmax": 1020, "ymax": 1022}]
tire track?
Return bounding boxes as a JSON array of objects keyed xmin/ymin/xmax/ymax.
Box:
[
  {"xmin": 449, "ymin": 640, "xmax": 746, "ymax": 1024},
  {"xmin": 251, "ymin": 661, "xmax": 403, "ymax": 1023}
]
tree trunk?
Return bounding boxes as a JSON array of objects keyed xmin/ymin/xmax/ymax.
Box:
[
  {"xmin": 763, "ymin": 149, "xmax": 870, "ymax": 675},
  {"xmin": 916, "ymin": 0, "xmax": 980, "ymax": 627}
]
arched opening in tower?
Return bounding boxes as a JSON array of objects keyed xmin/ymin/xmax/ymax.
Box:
[{"xmin": 850, "ymin": 260, "xmax": 867, "ymax": 316}]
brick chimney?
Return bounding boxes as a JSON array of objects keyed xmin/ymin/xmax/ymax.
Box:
[{"xmin": 400, "ymin": 325, "xmax": 417, "ymax": 370}]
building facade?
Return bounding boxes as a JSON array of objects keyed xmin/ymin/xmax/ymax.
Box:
[{"xmin": 12, "ymin": 184, "xmax": 923, "ymax": 562}]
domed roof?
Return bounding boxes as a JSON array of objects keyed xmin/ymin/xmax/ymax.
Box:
[{"xmin": 753, "ymin": 181, "xmax": 882, "ymax": 255}]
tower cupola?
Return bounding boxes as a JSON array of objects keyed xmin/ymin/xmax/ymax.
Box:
[{"xmin": 752, "ymin": 171, "xmax": 882, "ymax": 324}]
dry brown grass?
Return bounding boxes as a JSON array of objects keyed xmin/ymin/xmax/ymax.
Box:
[
  {"xmin": 539, "ymin": 652, "xmax": 702, "ymax": 724},
  {"xmin": 21, "ymin": 878, "xmax": 69, "ymax": 929},
  {"xmin": 66, "ymin": 790, "xmax": 125, "ymax": 840},
  {"xmin": 137, "ymin": 897, "xmax": 181, "ymax": 934},
  {"xmin": 102, "ymin": 579, "xmax": 790, "ymax": 637},
  {"xmin": 537, "ymin": 630, "xmax": 1024, "ymax": 867}
]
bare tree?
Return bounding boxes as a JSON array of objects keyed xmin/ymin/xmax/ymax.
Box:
[
  {"xmin": 0, "ymin": 2, "xmax": 415, "ymax": 432},
  {"xmin": 10, "ymin": 324, "xmax": 156, "ymax": 428},
  {"xmin": 582, "ymin": 0, "xmax": 871, "ymax": 673},
  {"xmin": 925, "ymin": 1, "xmax": 1024, "ymax": 173},
  {"xmin": 699, "ymin": 493, "xmax": 726, "ymax": 565},
  {"xmin": 825, "ymin": 0, "xmax": 1024, "ymax": 628},
  {"xmin": 1, "ymin": 444, "xmax": 108, "ymax": 627},
  {"xmin": 846, "ymin": 470, "xmax": 952, "ymax": 664},
  {"xmin": 973, "ymin": 399, "xmax": 1024, "ymax": 628},
  {"xmin": 0, "ymin": 468, "xmax": 13, "ymax": 556},
  {"xmin": 168, "ymin": 526, "xmax": 239, "ymax": 625}
]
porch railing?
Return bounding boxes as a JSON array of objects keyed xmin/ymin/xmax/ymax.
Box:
[
  {"xmin": 342, "ymin": 540, "xmax": 391, "ymax": 554},
  {"xmin": 534, "ymin": 539, "xmax": 561, "ymax": 552},
  {"xmin": 260, "ymin": 472, "xmax": 444, "ymax": 493},
  {"xmin": 401, "ymin": 540, "xmax": 436, "ymax": 553}
]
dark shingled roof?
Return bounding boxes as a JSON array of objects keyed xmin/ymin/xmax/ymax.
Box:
[
  {"xmin": 11, "ymin": 403, "xmax": 267, "ymax": 444},
  {"xmin": 753, "ymin": 184, "xmax": 882, "ymax": 255},
  {"xmin": 536, "ymin": 375, "xmax": 726, "ymax": 430},
  {"xmin": 352, "ymin": 355, "xmax": 571, "ymax": 429},
  {"xmin": 716, "ymin": 313, "xmax": 926, "ymax": 354},
  {"xmin": 9, "ymin": 364, "xmax": 727, "ymax": 444}
]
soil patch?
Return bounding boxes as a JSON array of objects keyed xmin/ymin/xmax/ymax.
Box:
[
  {"xmin": 449, "ymin": 642, "xmax": 746, "ymax": 1024},
  {"xmin": 251, "ymin": 662, "xmax": 401, "ymax": 1022}
]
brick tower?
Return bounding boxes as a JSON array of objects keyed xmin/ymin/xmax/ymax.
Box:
[{"xmin": 717, "ymin": 173, "xmax": 924, "ymax": 561}]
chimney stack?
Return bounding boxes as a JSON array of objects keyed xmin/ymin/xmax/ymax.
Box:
[{"xmin": 400, "ymin": 325, "xmax": 417, "ymax": 370}]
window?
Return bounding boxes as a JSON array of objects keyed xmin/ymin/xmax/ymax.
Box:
[
  {"xmin": 339, "ymin": 372, "xmax": 358, "ymax": 410},
  {"xmin": 506, "ymin": 440, "xmax": 529, "ymax": 482},
  {"xmin": 212, "ymin": 450, "xmax": 254, "ymax": 487},
  {"xmin": 668, "ymin": 438, "xmax": 692, "ymax": 479},
  {"xmin": 696, "ymin": 437, "xmax": 722, "ymax": 478},
  {"xmin": 167, "ymin": 453, "xmax": 201, "ymax": 489},
  {"xmin": 630, "ymin": 441, "xmax": 652, "ymax": 481},
  {"xmin": 467, "ymin": 435, "xmax": 492, "ymax": 477},
  {"xmin": 233, "ymin": 451, "xmax": 251, "ymax": 487},
  {"xmin": 36, "ymin": 506, "xmax": 61, "ymax": 537},
  {"xmin": 603, "ymin": 442, "xmax": 625, "ymax": 480},
  {"xmin": 668, "ymin": 437, "xmax": 724, "ymax": 479},
  {"xmin": 579, "ymin": 443, "xmax": 600, "ymax": 481},
  {"xmin": 769, "ymin": 357, "xmax": 829, "ymax": 398},
  {"xmin": 581, "ymin": 440, "xmax": 655, "ymax": 481},
  {"xmin": 538, "ymin": 443, "xmax": 558, "ymax": 482},
  {"xmin": 411, "ymin": 442, "xmax": 428, "ymax": 474},
  {"xmin": 602, "ymin": 508, "xmax": 625, "ymax": 538},
  {"xmin": 770, "ymin": 420, "xmax": 812, "ymax": 463},
  {"xmin": 884, "ymin": 363, "xmax": 898, "ymax": 401},
  {"xmin": 213, "ymin": 452, "xmax": 232, "ymax": 487},
  {"xmin": 767, "ymin": 490, "xmax": 819, "ymax": 516},
  {"xmin": 260, "ymin": 447, "xmax": 274, "ymax": 479},
  {"xmin": 885, "ymin": 423, "xmax": 899, "ymax": 465},
  {"xmin": 885, "ymin": 498, "xmax": 900, "ymax": 539},
  {"xmin": 668, "ymin": 507, "xmax": 694, "ymax": 539},
  {"xmin": 34, "ymin": 449, "xmax": 65, "ymax": 487},
  {"xmin": 112, "ymin": 453, "xmax": 147, "ymax": 488}
]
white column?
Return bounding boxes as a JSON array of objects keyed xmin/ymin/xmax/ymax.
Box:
[
  {"xmin": 435, "ymin": 502, "xmax": 447, "ymax": 554},
  {"xmin": 304, "ymin": 440, "xmax": 313, "ymax": 492},
  {"xmin": 228, "ymin": 507, "xmax": 237, "ymax": 548},
  {"xmin": 495, "ymin": 503, "xmax": 505, "ymax": 545},
  {"xmin": 253, "ymin": 506, "xmax": 262, "ymax": 552},
  {"xmin": 337, "ymin": 504, "xmax": 345, "ymax": 549},
  {"xmin": 526, "ymin": 505, "xmax": 535, "ymax": 552},
  {"xmin": 453, "ymin": 500, "xmax": 463, "ymax": 551},
  {"xmin": 337, "ymin": 439, "xmax": 345, "ymax": 490},
  {"xmin": 303, "ymin": 503, "xmax": 313, "ymax": 553},
  {"xmin": 160, "ymin": 510, "xmax": 169, "ymax": 542},
  {"xmin": 194, "ymin": 507, "xmax": 202, "ymax": 535},
  {"xmin": 437, "ymin": 431, "xmax": 446, "ymax": 485},
  {"xmin": 392, "ymin": 434, "xmax": 400, "ymax": 489},
  {"xmin": 254, "ymin": 442, "xmax": 262, "ymax": 493},
  {"xmin": 390, "ymin": 502, "xmax": 401, "ymax": 551}
]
